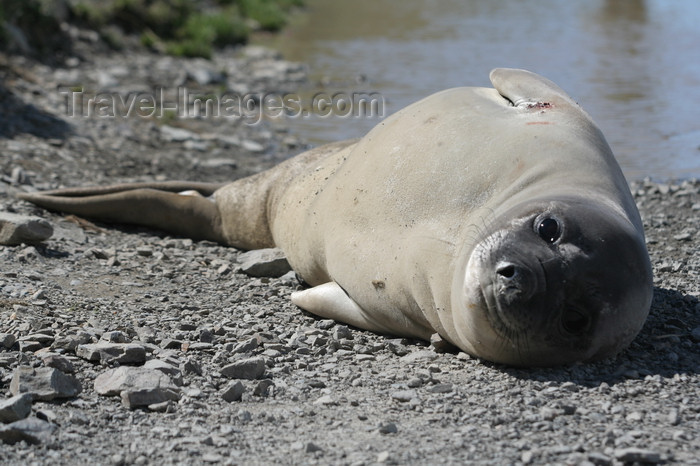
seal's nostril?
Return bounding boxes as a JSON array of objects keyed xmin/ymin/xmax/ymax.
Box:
[{"xmin": 497, "ymin": 263, "xmax": 516, "ymax": 279}]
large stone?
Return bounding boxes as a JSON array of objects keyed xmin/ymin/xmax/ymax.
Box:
[
  {"xmin": 222, "ymin": 381, "xmax": 245, "ymax": 402},
  {"xmin": 0, "ymin": 212, "xmax": 53, "ymax": 245},
  {"xmin": 0, "ymin": 394, "xmax": 33, "ymax": 423},
  {"xmin": 10, "ymin": 366, "xmax": 82, "ymax": 401},
  {"xmin": 94, "ymin": 366, "xmax": 180, "ymax": 409},
  {"xmin": 120, "ymin": 387, "xmax": 180, "ymax": 409},
  {"xmin": 75, "ymin": 341, "xmax": 147, "ymax": 364},
  {"xmin": 614, "ymin": 448, "xmax": 662, "ymax": 464},
  {"xmin": 143, "ymin": 359, "xmax": 183, "ymax": 385},
  {"xmin": 238, "ymin": 248, "xmax": 291, "ymax": 278},
  {"xmin": 0, "ymin": 333, "xmax": 16, "ymax": 349},
  {"xmin": 0, "ymin": 417, "xmax": 56, "ymax": 445},
  {"xmin": 221, "ymin": 357, "xmax": 266, "ymax": 380}
]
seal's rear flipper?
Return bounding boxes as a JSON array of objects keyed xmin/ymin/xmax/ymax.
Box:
[
  {"xmin": 291, "ymin": 282, "xmax": 394, "ymax": 334},
  {"xmin": 489, "ymin": 68, "xmax": 578, "ymax": 109},
  {"xmin": 18, "ymin": 187, "xmax": 226, "ymax": 244}
]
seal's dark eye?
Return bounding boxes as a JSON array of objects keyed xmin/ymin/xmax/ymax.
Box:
[{"xmin": 537, "ymin": 217, "xmax": 560, "ymax": 243}]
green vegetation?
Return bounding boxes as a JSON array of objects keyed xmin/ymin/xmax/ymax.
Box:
[
  {"xmin": 1, "ymin": 0, "xmax": 303, "ymax": 59},
  {"xmin": 71, "ymin": 0, "xmax": 304, "ymax": 58},
  {"xmin": 165, "ymin": 7, "xmax": 249, "ymax": 58},
  {"xmin": 0, "ymin": 0, "xmax": 67, "ymax": 55}
]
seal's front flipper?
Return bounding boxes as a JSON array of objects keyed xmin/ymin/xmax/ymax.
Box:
[
  {"xmin": 19, "ymin": 188, "xmax": 226, "ymax": 244},
  {"xmin": 291, "ymin": 282, "xmax": 393, "ymax": 334}
]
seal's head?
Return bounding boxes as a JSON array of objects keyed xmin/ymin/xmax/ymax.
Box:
[{"xmin": 455, "ymin": 197, "xmax": 653, "ymax": 366}]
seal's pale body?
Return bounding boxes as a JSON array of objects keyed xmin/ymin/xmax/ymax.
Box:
[{"xmin": 20, "ymin": 69, "xmax": 653, "ymax": 366}]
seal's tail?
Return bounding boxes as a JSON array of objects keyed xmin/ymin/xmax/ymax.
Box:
[{"xmin": 18, "ymin": 181, "xmax": 228, "ymax": 244}]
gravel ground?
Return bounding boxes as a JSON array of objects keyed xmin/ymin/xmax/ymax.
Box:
[{"xmin": 1, "ymin": 33, "xmax": 699, "ymax": 466}]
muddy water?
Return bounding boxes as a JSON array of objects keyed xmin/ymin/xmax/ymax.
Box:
[{"xmin": 257, "ymin": 0, "xmax": 700, "ymax": 179}]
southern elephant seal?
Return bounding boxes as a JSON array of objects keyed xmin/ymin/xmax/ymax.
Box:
[{"xmin": 19, "ymin": 69, "xmax": 653, "ymax": 366}]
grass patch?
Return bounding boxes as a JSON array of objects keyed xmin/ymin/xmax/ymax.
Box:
[{"xmin": 69, "ymin": 0, "xmax": 304, "ymax": 58}]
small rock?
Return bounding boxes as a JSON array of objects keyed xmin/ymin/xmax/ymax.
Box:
[
  {"xmin": 587, "ymin": 451, "xmax": 612, "ymax": 466},
  {"xmin": 238, "ymin": 248, "xmax": 291, "ymax": 278},
  {"xmin": 143, "ymin": 359, "xmax": 183, "ymax": 385},
  {"xmin": 182, "ymin": 358, "xmax": 203, "ymax": 376},
  {"xmin": 241, "ymin": 139, "xmax": 265, "ymax": 153},
  {"xmin": 406, "ymin": 377, "xmax": 423, "ymax": 388},
  {"xmin": 673, "ymin": 232, "xmax": 692, "ymax": 241},
  {"xmin": 313, "ymin": 395, "xmax": 335, "ymax": 405},
  {"xmin": 41, "ymin": 353, "xmax": 75, "ymax": 373},
  {"xmin": 187, "ymin": 66, "xmax": 224, "ymax": 86},
  {"xmin": 121, "ymin": 387, "xmax": 180, "ymax": 409},
  {"xmin": 221, "ymin": 357, "xmax": 266, "ymax": 380},
  {"xmin": 377, "ymin": 422, "xmax": 398, "ymax": 434},
  {"xmin": 428, "ymin": 383, "xmax": 453, "ymax": 394},
  {"xmin": 0, "ymin": 333, "xmax": 16, "ymax": 349},
  {"xmin": 614, "ymin": 447, "xmax": 662, "ymax": 464},
  {"xmin": 199, "ymin": 329, "xmax": 215, "ymax": 343},
  {"xmin": 19, "ymin": 340, "xmax": 43, "ymax": 352},
  {"xmin": 401, "ymin": 350, "xmax": 438, "ymax": 363},
  {"xmin": 668, "ymin": 408, "xmax": 680, "ymax": 425},
  {"xmin": 101, "ymin": 331, "xmax": 128, "ymax": 343},
  {"xmin": 0, "ymin": 212, "xmax": 53, "ymax": 245},
  {"xmin": 385, "ymin": 339, "xmax": 409, "ymax": 356},
  {"xmin": 231, "ymin": 336, "xmax": 260, "ymax": 354},
  {"xmin": 391, "ymin": 390, "xmax": 417, "ymax": 402},
  {"xmin": 94, "ymin": 366, "xmax": 180, "ymax": 409},
  {"xmin": 253, "ymin": 379, "xmax": 274, "ymax": 397},
  {"xmin": 160, "ymin": 125, "xmax": 198, "ymax": 142},
  {"xmin": 305, "ymin": 441, "xmax": 322, "ymax": 453},
  {"xmin": 10, "ymin": 366, "xmax": 82, "ymax": 401},
  {"xmin": 0, "ymin": 394, "xmax": 33, "ymax": 423},
  {"xmin": 94, "ymin": 366, "xmax": 178, "ymax": 396},
  {"xmin": 75, "ymin": 341, "xmax": 146, "ymax": 364},
  {"xmin": 222, "ymin": 381, "xmax": 245, "ymax": 402},
  {"xmin": 0, "ymin": 417, "xmax": 56, "ymax": 445},
  {"xmin": 160, "ymin": 338, "xmax": 183, "ymax": 350},
  {"xmin": 332, "ymin": 326, "xmax": 353, "ymax": 341},
  {"xmin": 135, "ymin": 246, "xmax": 153, "ymax": 257},
  {"xmin": 430, "ymin": 333, "xmax": 457, "ymax": 353}
]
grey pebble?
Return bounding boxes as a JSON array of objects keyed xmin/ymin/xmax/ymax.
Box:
[
  {"xmin": 378, "ymin": 422, "xmax": 398, "ymax": 434},
  {"xmin": 587, "ymin": 451, "xmax": 612, "ymax": 465},
  {"xmin": 614, "ymin": 447, "xmax": 662, "ymax": 463},
  {"xmin": 94, "ymin": 366, "xmax": 180, "ymax": 409},
  {"xmin": 10, "ymin": 366, "xmax": 82, "ymax": 401},
  {"xmin": 41, "ymin": 353, "xmax": 76, "ymax": 373},
  {"xmin": 75, "ymin": 341, "xmax": 147, "ymax": 364},
  {"xmin": 0, "ymin": 333, "xmax": 16, "ymax": 349},
  {"xmin": 391, "ymin": 390, "xmax": 417, "ymax": 402},
  {"xmin": 0, "ymin": 212, "xmax": 53, "ymax": 245},
  {"xmin": 305, "ymin": 441, "xmax": 323, "ymax": 453},
  {"xmin": 0, "ymin": 416, "xmax": 56, "ymax": 445},
  {"xmin": 253, "ymin": 379, "xmax": 275, "ymax": 397},
  {"xmin": 237, "ymin": 248, "xmax": 291, "ymax": 278},
  {"xmin": 221, "ymin": 357, "xmax": 266, "ymax": 380},
  {"xmin": 222, "ymin": 381, "xmax": 245, "ymax": 402},
  {"xmin": 231, "ymin": 336, "xmax": 261, "ymax": 354},
  {"xmin": 101, "ymin": 331, "xmax": 129, "ymax": 343},
  {"xmin": 0, "ymin": 393, "xmax": 33, "ymax": 423}
]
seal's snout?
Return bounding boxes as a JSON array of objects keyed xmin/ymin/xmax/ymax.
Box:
[{"xmin": 495, "ymin": 261, "xmax": 537, "ymax": 305}]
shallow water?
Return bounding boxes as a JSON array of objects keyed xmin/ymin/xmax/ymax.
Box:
[{"xmin": 256, "ymin": 0, "xmax": 700, "ymax": 179}]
